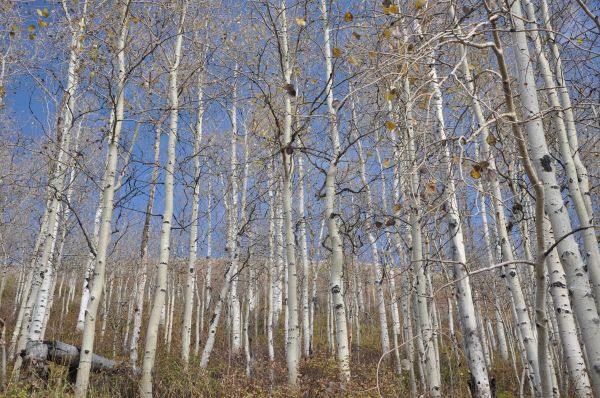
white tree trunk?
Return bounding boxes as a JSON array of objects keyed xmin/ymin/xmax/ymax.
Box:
[
  {"xmin": 522, "ymin": 0, "xmax": 600, "ymax": 311},
  {"xmin": 267, "ymin": 164, "xmax": 276, "ymax": 364},
  {"xmin": 138, "ymin": 2, "xmax": 186, "ymax": 395},
  {"xmin": 505, "ymin": 1, "xmax": 600, "ymax": 391},
  {"xmin": 228, "ymin": 67, "xmax": 242, "ymax": 356},
  {"xmin": 74, "ymin": 2, "xmax": 128, "ymax": 395},
  {"xmin": 298, "ymin": 157, "xmax": 311, "ymax": 358},
  {"xmin": 181, "ymin": 67, "xmax": 205, "ymax": 367},
  {"xmin": 543, "ymin": 217, "xmax": 592, "ymax": 397},
  {"xmin": 205, "ymin": 176, "xmax": 213, "ymax": 310},
  {"xmin": 130, "ymin": 119, "xmax": 162, "ymax": 367},
  {"xmin": 419, "ymin": 11, "xmax": 491, "ymax": 389},
  {"xmin": 539, "ymin": 0, "xmax": 593, "ymax": 218},
  {"xmin": 320, "ymin": 0, "xmax": 350, "ymax": 382},
  {"xmin": 457, "ymin": 12, "xmax": 541, "ymax": 389}
]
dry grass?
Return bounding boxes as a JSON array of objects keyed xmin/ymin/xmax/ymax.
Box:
[{"xmin": 0, "ymin": 273, "xmax": 524, "ymax": 397}]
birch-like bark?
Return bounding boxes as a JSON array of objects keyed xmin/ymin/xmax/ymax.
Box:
[
  {"xmin": 138, "ymin": 2, "xmax": 186, "ymax": 395},
  {"xmin": 501, "ymin": 1, "xmax": 600, "ymax": 391},
  {"xmin": 181, "ymin": 67, "xmax": 205, "ymax": 367},
  {"xmin": 539, "ymin": 0, "xmax": 592, "ymax": 220},
  {"xmin": 320, "ymin": 0, "xmax": 350, "ymax": 381},
  {"xmin": 267, "ymin": 166, "xmax": 276, "ymax": 364},
  {"xmin": 276, "ymin": 3, "xmax": 300, "ymax": 381},
  {"xmin": 228, "ymin": 67, "xmax": 242, "ymax": 356},
  {"xmin": 354, "ymin": 128, "xmax": 390, "ymax": 356},
  {"xmin": 392, "ymin": 48, "xmax": 440, "ymax": 394},
  {"xmin": 200, "ymin": 72, "xmax": 241, "ymax": 370},
  {"xmin": 543, "ymin": 216, "xmax": 592, "ymax": 397},
  {"xmin": 14, "ymin": 3, "xmax": 87, "ymax": 370},
  {"xmin": 130, "ymin": 118, "xmax": 162, "ymax": 367},
  {"xmin": 425, "ymin": 41, "xmax": 490, "ymax": 394},
  {"xmin": 74, "ymin": 2, "xmax": 129, "ymax": 395},
  {"xmin": 298, "ymin": 157, "xmax": 311, "ymax": 358},
  {"xmin": 522, "ymin": 0, "xmax": 600, "ymax": 311},
  {"xmin": 205, "ymin": 176, "xmax": 213, "ymax": 310},
  {"xmin": 455, "ymin": 9, "xmax": 540, "ymax": 388}
]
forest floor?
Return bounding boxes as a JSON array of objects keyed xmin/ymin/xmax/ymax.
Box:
[{"xmin": 2, "ymin": 276, "xmax": 519, "ymax": 397}]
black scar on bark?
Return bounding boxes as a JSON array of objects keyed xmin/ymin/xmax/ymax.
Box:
[
  {"xmin": 331, "ymin": 285, "xmax": 341, "ymax": 294},
  {"xmin": 540, "ymin": 155, "xmax": 553, "ymax": 172}
]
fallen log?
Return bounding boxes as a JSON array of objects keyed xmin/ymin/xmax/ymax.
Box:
[
  {"xmin": 22, "ymin": 340, "xmax": 131, "ymax": 384},
  {"xmin": 45, "ymin": 340, "xmax": 117, "ymax": 372}
]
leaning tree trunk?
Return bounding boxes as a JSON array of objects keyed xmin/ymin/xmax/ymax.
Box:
[
  {"xmin": 199, "ymin": 68, "xmax": 241, "ymax": 370},
  {"xmin": 14, "ymin": 2, "xmax": 87, "ymax": 374},
  {"xmin": 522, "ymin": 0, "xmax": 600, "ymax": 312},
  {"xmin": 539, "ymin": 0, "xmax": 593, "ymax": 219},
  {"xmin": 74, "ymin": 2, "xmax": 129, "ymax": 396},
  {"xmin": 501, "ymin": 2, "xmax": 600, "ymax": 392}
]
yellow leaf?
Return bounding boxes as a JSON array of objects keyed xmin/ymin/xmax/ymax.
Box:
[
  {"xmin": 415, "ymin": 0, "xmax": 427, "ymax": 10},
  {"xmin": 352, "ymin": 32, "xmax": 361, "ymax": 40},
  {"xmin": 332, "ymin": 47, "xmax": 342, "ymax": 58},
  {"xmin": 384, "ymin": 91, "xmax": 395, "ymax": 101},
  {"xmin": 368, "ymin": 51, "xmax": 377, "ymax": 58},
  {"xmin": 295, "ymin": 17, "xmax": 306, "ymax": 27},
  {"xmin": 485, "ymin": 134, "xmax": 497, "ymax": 146},
  {"xmin": 577, "ymin": 37, "xmax": 583, "ymax": 45},
  {"xmin": 366, "ymin": 150, "xmax": 373, "ymax": 159},
  {"xmin": 385, "ymin": 121, "xmax": 396, "ymax": 130},
  {"xmin": 29, "ymin": 33, "xmax": 36, "ymax": 40},
  {"xmin": 383, "ymin": 28, "xmax": 391, "ymax": 38},
  {"xmin": 36, "ymin": 8, "xmax": 49, "ymax": 18},
  {"xmin": 470, "ymin": 167, "xmax": 481, "ymax": 179},
  {"xmin": 393, "ymin": 203, "xmax": 402, "ymax": 212},
  {"xmin": 28, "ymin": 25, "xmax": 36, "ymax": 32},
  {"xmin": 383, "ymin": 7, "xmax": 391, "ymax": 15},
  {"xmin": 383, "ymin": 158, "xmax": 391, "ymax": 168},
  {"xmin": 38, "ymin": 20, "xmax": 48, "ymax": 28},
  {"xmin": 390, "ymin": 5, "xmax": 400, "ymax": 13},
  {"xmin": 347, "ymin": 55, "xmax": 358, "ymax": 65},
  {"xmin": 344, "ymin": 11, "xmax": 353, "ymax": 22},
  {"xmin": 132, "ymin": 16, "xmax": 139, "ymax": 23}
]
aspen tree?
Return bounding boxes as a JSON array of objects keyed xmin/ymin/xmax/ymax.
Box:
[
  {"xmin": 320, "ymin": 0, "xmax": 350, "ymax": 381},
  {"xmin": 298, "ymin": 156, "xmax": 311, "ymax": 358},
  {"xmin": 138, "ymin": 1, "xmax": 187, "ymax": 395},
  {"xmin": 498, "ymin": 0, "xmax": 600, "ymax": 391},
  {"xmin": 521, "ymin": 0, "xmax": 600, "ymax": 312},
  {"xmin": 452, "ymin": 5, "xmax": 540, "ymax": 388},
  {"xmin": 74, "ymin": 1, "xmax": 130, "ymax": 395},
  {"xmin": 130, "ymin": 118, "xmax": 162, "ymax": 367},
  {"xmin": 181, "ymin": 63, "xmax": 205, "ymax": 367},
  {"xmin": 199, "ymin": 68, "xmax": 241, "ymax": 370},
  {"xmin": 411, "ymin": 8, "xmax": 491, "ymax": 390}
]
